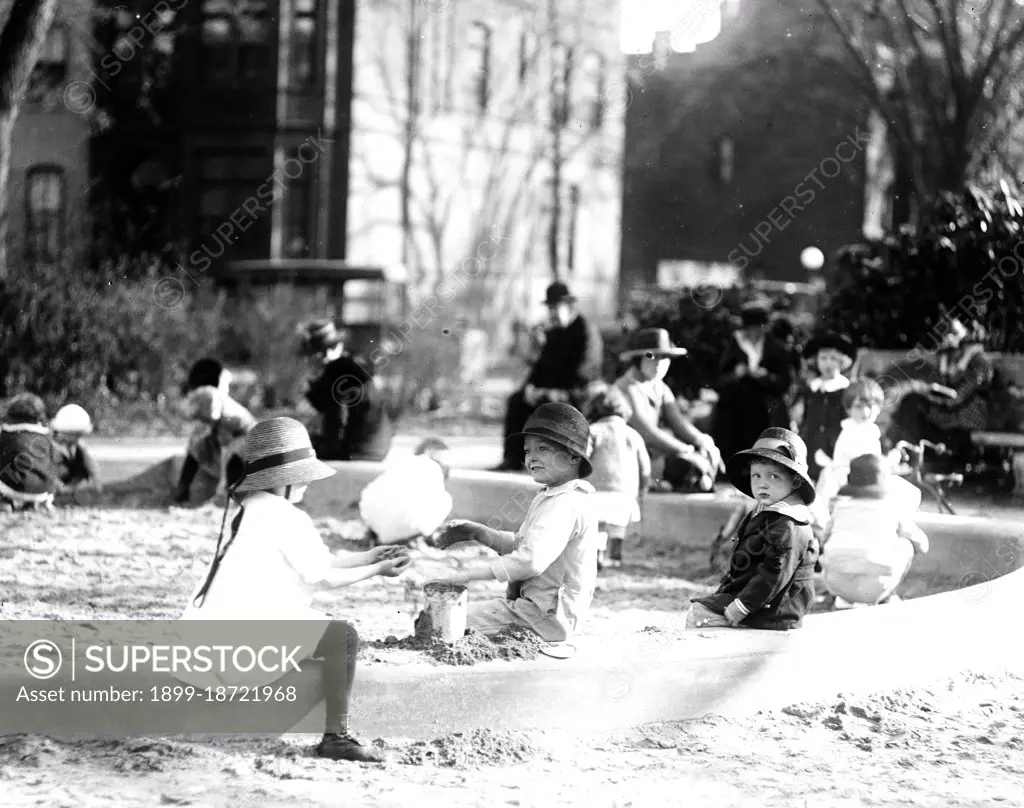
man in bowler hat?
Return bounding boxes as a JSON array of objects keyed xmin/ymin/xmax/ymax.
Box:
[{"xmin": 493, "ymin": 282, "xmax": 604, "ymax": 472}]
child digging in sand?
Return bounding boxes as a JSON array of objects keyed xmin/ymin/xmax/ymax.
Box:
[
  {"xmin": 686, "ymin": 427, "xmax": 819, "ymax": 631},
  {"xmin": 181, "ymin": 417, "xmax": 412, "ymax": 762},
  {"xmin": 50, "ymin": 404, "xmax": 102, "ymax": 493},
  {"xmin": 0, "ymin": 393, "xmax": 62, "ymax": 512},
  {"xmin": 433, "ymin": 402, "xmax": 598, "ymax": 659}
]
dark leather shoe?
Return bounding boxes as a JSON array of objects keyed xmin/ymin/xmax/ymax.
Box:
[{"xmin": 315, "ymin": 733, "xmax": 385, "ymax": 763}]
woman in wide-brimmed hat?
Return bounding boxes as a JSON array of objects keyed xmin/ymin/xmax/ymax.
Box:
[
  {"xmin": 180, "ymin": 417, "xmax": 411, "ymax": 762},
  {"xmin": 300, "ymin": 319, "xmax": 395, "ymax": 462},
  {"xmin": 613, "ymin": 328, "xmax": 723, "ymax": 492},
  {"xmin": 792, "ymin": 329, "xmax": 858, "ymax": 481},
  {"xmin": 711, "ymin": 301, "xmax": 797, "ymax": 467},
  {"xmin": 819, "ymin": 453, "xmax": 929, "ymax": 608},
  {"xmin": 886, "ymin": 313, "xmax": 996, "ymax": 457}
]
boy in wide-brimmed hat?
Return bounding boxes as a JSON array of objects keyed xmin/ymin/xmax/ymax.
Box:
[
  {"xmin": 181, "ymin": 417, "xmax": 411, "ymax": 762},
  {"xmin": 435, "ymin": 402, "xmax": 598, "ymax": 658},
  {"xmin": 687, "ymin": 427, "xmax": 819, "ymax": 631},
  {"xmin": 792, "ymin": 329, "xmax": 858, "ymax": 481},
  {"xmin": 819, "ymin": 453, "xmax": 929, "ymax": 608},
  {"xmin": 614, "ymin": 328, "xmax": 723, "ymax": 492}
]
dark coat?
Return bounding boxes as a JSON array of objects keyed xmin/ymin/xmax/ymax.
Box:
[
  {"xmin": 0, "ymin": 423, "xmax": 61, "ymax": 498},
  {"xmin": 55, "ymin": 441, "xmax": 100, "ymax": 486},
  {"xmin": 693, "ymin": 504, "xmax": 818, "ymax": 631},
  {"xmin": 712, "ymin": 332, "xmax": 795, "ymax": 462},
  {"xmin": 305, "ymin": 355, "xmax": 394, "ymax": 461},
  {"xmin": 527, "ymin": 314, "xmax": 604, "ymax": 394}
]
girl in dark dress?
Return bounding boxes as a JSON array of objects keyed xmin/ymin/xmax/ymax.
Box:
[{"xmin": 792, "ymin": 331, "xmax": 858, "ymax": 482}]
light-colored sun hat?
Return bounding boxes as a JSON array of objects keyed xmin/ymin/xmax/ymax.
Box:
[
  {"xmin": 50, "ymin": 404, "xmax": 93, "ymax": 434},
  {"xmin": 233, "ymin": 417, "xmax": 336, "ymax": 492}
]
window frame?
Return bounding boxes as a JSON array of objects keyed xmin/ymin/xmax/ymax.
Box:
[
  {"xmin": 25, "ymin": 164, "xmax": 67, "ymax": 264},
  {"xmin": 289, "ymin": 0, "xmax": 319, "ymax": 91},
  {"xmin": 198, "ymin": 0, "xmax": 274, "ymax": 85}
]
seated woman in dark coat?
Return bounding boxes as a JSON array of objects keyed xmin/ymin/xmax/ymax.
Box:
[
  {"xmin": 886, "ymin": 316, "xmax": 995, "ymax": 454},
  {"xmin": 301, "ymin": 320, "xmax": 394, "ymax": 462}
]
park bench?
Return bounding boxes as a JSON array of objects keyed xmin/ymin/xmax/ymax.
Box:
[{"xmin": 851, "ymin": 349, "xmax": 1024, "ymax": 495}]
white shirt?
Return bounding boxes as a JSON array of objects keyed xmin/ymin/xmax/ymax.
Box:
[
  {"xmin": 178, "ymin": 492, "xmax": 330, "ymax": 687},
  {"xmin": 830, "ymin": 419, "xmax": 882, "ymax": 474},
  {"xmin": 734, "ymin": 331, "xmax": 765, "ymax": 372},
  {"xmin": 359, "ymin": 455, "xmax": 453, "ymax": 543}
]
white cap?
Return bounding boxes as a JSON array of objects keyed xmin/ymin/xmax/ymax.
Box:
[{"xmin": 51, "ymin": 404, "xmax": 93, "ymax": 434}]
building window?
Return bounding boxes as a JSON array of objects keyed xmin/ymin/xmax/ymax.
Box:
[
  {"xmin": 196, "ymin": 149, "xmax": 267, "ymax": 258},
  {"xmin": 282, "ymin": 146, "xmax": 314, "ymax": 258},
  {"xmin": 25, "ymin": 166, "xmax": 66, "ymax": 263},
  {"xmin": 552, "ymin": 42, "xmax": 572, "ymax": 126},
  {"xmin": 466, "ymin": 21, "xmax": 491, "ymax": 112},
  {"xmin": 567, "ymin": 185, "xmax": 580, "ymax": 275},
  {"xmin": 424, "ymin": 10, "xmax": 454, "ymax": 114},
  {"xmin": 290, "ymin": 0, "xmax": 317, "ymax": 89},
  {"xmin": 200, "ymin": 0, "xmax": 273, "ymax": 84},
  {"xmin": 716, "ymin": 136, "xmax": 734, "ymax": 184},
  {"xmin": 578, "ymin": 51, "xmax": 603, "ymax": 129},
  {"xmin": 27, "ymin": 25, "xmax": 68, "ymax": 98}
]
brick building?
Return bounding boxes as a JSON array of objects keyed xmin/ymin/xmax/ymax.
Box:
[
  {"xmin": 3, "ymin": 0, "xmax": 93, "ymax": 265},
  {"xmin": 619, "ymin": 0, "xmax": 873, "ymax": 309},
  {"xmin": 6, "ymin": 0, "xmax": 624, "ymax": 326}
]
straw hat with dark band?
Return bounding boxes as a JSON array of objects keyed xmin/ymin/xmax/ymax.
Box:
[
  {"xmin": 233, "ymin": 417, "xmax": 335, "ymax": 492},
  {"xmin": 726, "ymin": 428, "xmax": 816, "ymax": 504}
]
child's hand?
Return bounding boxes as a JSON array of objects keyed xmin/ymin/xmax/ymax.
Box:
[
  {"xmin": 379, "ymin": 553, "xmax": 412, "ymax": 577},
  {"xmin": 723, "ymin": 599, "xmax": 747, "ymax": 625},
  {"xmin": 434, "ymin": 520, "xmax": 481, "ymax": 549},
  {"xmin": 814, "ymin": 449, "xmax": 831, "ymax": 468},
  {"xmin": 369, "ymin": 545, "xmax": 406, "ymax": 563}
]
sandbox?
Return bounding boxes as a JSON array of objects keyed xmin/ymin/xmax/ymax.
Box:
[{"xmin": 3, "ymin": 457, "xmax": 1021, "ymax": 740}]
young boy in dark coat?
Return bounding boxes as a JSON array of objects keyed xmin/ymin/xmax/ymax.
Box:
[
  {"xmin": 0, "ymin": 394, "xmax": 62, "ymax": 511},
  {"xmin": 687, "ymin": 427, "xmax": 819, "ymax": 631}
]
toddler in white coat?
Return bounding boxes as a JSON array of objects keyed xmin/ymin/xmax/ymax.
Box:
[{"xmin": 359, "ymin": 438, "xmax": 453, "ymax": 545}]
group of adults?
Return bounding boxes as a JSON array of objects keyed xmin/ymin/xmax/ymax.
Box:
[
  {"xmin": 493, "ymin": 283, "xmax": 999, "ymax": 488},
  {"xmin": 299, "ymin": 281, "xmax": 998, "ymax": 484},
  {"xmin": 491, "ymin": 282, "xmax": 798, "ymax": 491}
]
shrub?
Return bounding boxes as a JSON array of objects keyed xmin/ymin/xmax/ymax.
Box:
[{"xmin": 821, "ymin": 185, "xmax": 1024, "ymax": 353}]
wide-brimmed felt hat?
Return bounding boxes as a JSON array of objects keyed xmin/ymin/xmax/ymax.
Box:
[
  {"xmin": 726, "ymin": 427, "xmax": 816, "ymax": 504},
  {"xmin": 619, "ymin": 328, "xmax": 688, "ymax": 361},
  {"xmin": 804, "ymin": 330, "xmax": 857, "ymax": 362},
  {"xmin": 543, "ymin": 282, "xmax": 576, "ymax": 307},
  {"xmin": 838, "ymin": 454, "xmax": 894, "ymax": 499},
  {"xmin": 3, "ymin": 393, "xmax": 47, "ymax": 424},
  {"xmin": 51, "ymin": 404, "xmax": 93, "ymax": 434},
  {"xmin": 233, "ymin": 417, "xmax": 336, "ymax": 492},
  {"xmin": 509, "ymin": 402, "xmax": 593, "ymax": 478},
  {"xmin": 183, "ymin": 358, "xmax": 225, "ymax": 395},
  {"xmin": 300, "ymin": 320, "xmax": 345, "ymax": 356}
]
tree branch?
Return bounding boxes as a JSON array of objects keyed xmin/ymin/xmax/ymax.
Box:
[{"xmin": 0, "ymin": 0, "xmax": 59, "ymax": 111}]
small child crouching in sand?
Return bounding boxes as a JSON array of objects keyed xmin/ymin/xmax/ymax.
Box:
[
  {"xmin": 0, "ymin": 393, "xmax": 62, "ymax": 512},
  {"xmin": 686, "ymin": 428, "xmax": 819, "ymax": 631},
  {"xmin": 819, "ymin": 453, "xmax": 929, "ymax": 608},
  {"xmin": 433, "ymin": 403, "xmax": 597, "ymax": 658},
  {"xmin": 50, "ymin": 404, "xmax": 102, "ymax": 493},
  {"xmin": 181, "ymin": 417, "xmax": 411, "ymax": 762}
]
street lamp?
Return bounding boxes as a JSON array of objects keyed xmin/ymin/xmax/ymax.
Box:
[{"xmin": 800, "ymin": 246, "xmax": 825, "ymax": 272}]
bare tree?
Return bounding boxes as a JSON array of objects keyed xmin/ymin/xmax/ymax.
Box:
[
  {"xmin": 811, "ymin": 0, "xmax": 1024, "ymax": 222},
  {"xmin": 0, "ymin": 0, "xmax": 59, "ymax": 278}
]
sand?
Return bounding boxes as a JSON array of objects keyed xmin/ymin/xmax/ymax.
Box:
[{"xmin": 1, "ymin": 503, "xmax": 1022, "ymax": 806}]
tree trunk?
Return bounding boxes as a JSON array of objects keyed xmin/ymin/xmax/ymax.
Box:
[
  {"xmin": 400, "ymin": 1, "xmax": 419, "ymax": 282},
  {"xmin": 0, "ymin": 0, "xmax": 60, "ymax": 280},
  {"xmin": 546, "ymin": 0, "xmax": 561, "ymax": 280}
]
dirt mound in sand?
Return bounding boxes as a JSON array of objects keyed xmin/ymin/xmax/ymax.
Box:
[
  {"xmin": 0, "ymin": 735, "xmax": 200, "ymax": 773},
  {"xmin": 395, "ymin": 728, "xmax": 538, "ymax": 768},
  {"xmin": 366, "ymin": 616, "xmax": 545, "ymax": 666}
]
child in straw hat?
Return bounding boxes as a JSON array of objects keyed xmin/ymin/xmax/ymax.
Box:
[
  {"xmin": 180, "ymin": 417, "xmax": 411, "ymax": 762},
  {"xmin": 433, "ymin": 402, "xmax": 598, "ymax": 658},
  {"xmin": 687, "ymin": 428, "xmax": 820, "ymax": 631}
]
